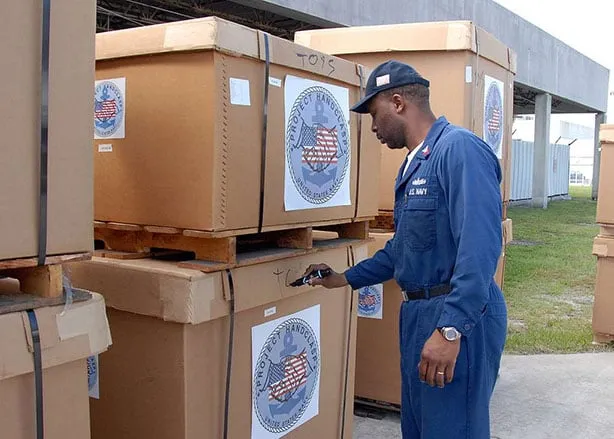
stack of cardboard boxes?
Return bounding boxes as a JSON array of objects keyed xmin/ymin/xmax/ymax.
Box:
[
  {"xmin": 296, "ymin": 21, "xmax": 515, "ymax": 406},
  {"xmin": 592, "ymin": 125, "xmax": 614, "ymax": 343},
  {"xmin": 72, "ymin": 16, "xmax": 376, "ymax": 439},
  {"xmin": 1, "ymin": 2, "xmax": 112, "ymax": 438}
]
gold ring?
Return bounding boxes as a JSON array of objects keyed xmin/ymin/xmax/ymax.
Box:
[{"xmin": 436, "ymin": 371, "xmax": 445, "ymax": 375}]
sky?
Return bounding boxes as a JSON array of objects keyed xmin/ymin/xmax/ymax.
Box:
[{"xmin": 492, "ymin": 0, "xmax": 614, "ymax": 126}]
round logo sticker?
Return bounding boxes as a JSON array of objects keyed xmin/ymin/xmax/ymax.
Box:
[
  {"xmin": 94, "ymin": 80, "xmax": 124, "ymax": 138},
  {"xmin": 484, "ymin": 81, "xmax": 503, "ymax": 155},
  {"xmin": 358, "ymin": 285, "xmax": 382, "ymax": 317},
  {"xmin": 253, "ymin": 317, "xmax": 320, "ymax": 434},
  {"xmin": 286, "ymin": 86, "xmax": 350, "ymax": 204}
]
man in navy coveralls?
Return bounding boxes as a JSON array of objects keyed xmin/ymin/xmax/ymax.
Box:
[{"xmin": 304, "ymin": 60, "xmax": 508, "ymax": 438}]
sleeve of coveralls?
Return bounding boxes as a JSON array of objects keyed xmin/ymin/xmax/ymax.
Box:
[
  {"xmin": 343, "ymin": 237, "xmax": 395, "ymax": 290},
  {"xmin": 435, "ymin": 135, "xmax": 503, "ymax": 337}
]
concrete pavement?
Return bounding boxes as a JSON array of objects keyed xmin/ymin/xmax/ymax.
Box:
[{"xmin": 353, "ymin": 352, "xmax": 614, "ymax": 438}]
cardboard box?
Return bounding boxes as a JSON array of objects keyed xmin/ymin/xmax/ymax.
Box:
[
  {"xmin": 295, "ymin": 21, "xmax": 516, "ymax": 215},
  {"xmin": 93, "ymin": 17, "xmax": 380, "ymax": 233},
  {"xmin": 597, "ymin": 125, "xmax": 614, "ymax": 225},
  {"xmin": 592, "ymin": 236, "xmax": 614, "ymax": 341},
  {"xmin": 354, "ymin": 232, "xmax": 402, "ymax": 405},
  {"xmin": 0, "ymin": 0, "xmax": 94, "ymax": 261},
  {"xmin": 70, "ymin": 243, "xmax": 367, "ymax": 439},
  {"xmin": 355, "ymin": 221, "xmax": 509, "ymax": 404},
  {"xmin": 0, "ymin": 292, "xmax": 112, "ymax": 439}
]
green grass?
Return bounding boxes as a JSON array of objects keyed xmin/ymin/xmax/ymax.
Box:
[{"xmin": 503, "ymin": 185, "xmax": 614, "ymax": 354}]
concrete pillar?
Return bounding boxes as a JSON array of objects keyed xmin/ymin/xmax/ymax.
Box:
[
  {"xmin": 592, "ymin": 112, "xmax": 606, "ymax": 200},
  {"xmin": 532, "ymin": 93, "xmax": 552, "ymax": 208}
]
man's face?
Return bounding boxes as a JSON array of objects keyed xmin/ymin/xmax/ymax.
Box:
[{"xmin": 368, "ymin": 93, "xmax": 406, "ymax": 150}]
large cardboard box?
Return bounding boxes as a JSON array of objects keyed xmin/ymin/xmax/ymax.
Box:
[
  {"xmin": 354, "ymin": 232, "xmax": 402, "ymax": 405},
  {"xmin": 0, "ymin": 292, "xmax": 112, "ymax": 439},
  {"xmin": 93, "ymin": 17, "xmax": 379, "ymax": 233},
  {"xmin": 70, "ymin": 242, "xmax": 367, "ymax": 439},
  {"xmin": 355, "ymin": 221, "xmax": 510, "ymax": 404},
  {"xmin": 596, "ymin": 125, "xmax": 614, "ymax": 225},
  {"xmin": 592, "ymin": 236, "xmax": 614, "ymax": 342},
  {"xmin": 0, "ymin": 1, "xmax": 95, "ymax": 261},
  {"xmin": 295, "ymin": 21, "xmax": 516, "ymax": 215}
]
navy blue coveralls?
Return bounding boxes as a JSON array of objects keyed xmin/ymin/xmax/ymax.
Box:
[{"xmin": 345, "ymin": 116, "xmax": 508, "ymax": 438}]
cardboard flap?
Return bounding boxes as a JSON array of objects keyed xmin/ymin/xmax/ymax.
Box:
[
  {"xmin": 0, "ymin": 293, "xmax": 112, "ymax": 381},
  {"xmin": 599, "ymin": 124, "xmax": 614, "ymax": 144},
  {"xmin": 71, "ymin": 244, "xmax": 368, "ymax": 324},
  {"xmin": 96, "ymin": 17, "xmax": 260, "ymax": 61},
  {"xmin": 593, "ymin": 237, "xmax": 614, "ymax": 257},
  {"xmin": 503, "ymin": 219, "xmax": 514, "ymax": 245},
  {"xmin": 294, "ymin": 21, "xmax": 514, "ymax": 72}
]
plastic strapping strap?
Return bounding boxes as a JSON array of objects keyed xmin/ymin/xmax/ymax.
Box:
[
  {"xmin": 258, "ymin": 33, "xmax": 271, "ymax": 234},
  {"xmin": 27, "ymin": 310, "xmax": 44, "ymax": 439},
  {"xmin": 340, "ymin": 245, "xmax": 356, "ymax": 439},
  {"xmin": 223, "ymin": 269, "xmax": 236, "ymax": 439},
  {"xmin": 354, "ymin": 65, "xmax": 365, "ymax": 220},
  {"xmin": 38, "ymin": 0, "xmax": 51, "ymax": 267}
]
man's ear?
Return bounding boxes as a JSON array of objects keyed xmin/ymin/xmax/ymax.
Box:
[{"xmin": 392, "ymin": 93, "xmax": 405, "ymax": 114}]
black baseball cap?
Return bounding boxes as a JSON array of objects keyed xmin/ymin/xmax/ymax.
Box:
[{"xmin": 351, "ymin": 60, "xmax": 430, "ymax": 114}]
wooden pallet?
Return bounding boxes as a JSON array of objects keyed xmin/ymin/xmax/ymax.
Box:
[
  {"xmin": 354, "ymin": 397, "xmax": 401, "ymax": 414},
  {"xmin": 369, "ymin": 211, "xmax": 395, "ymax": 232},
  {"xmin": 95, "ymin": 219, "xmax": 371, "ymax": 272},
  {"xmin": 0, "ymin": 252, "xmax": 92, "ymax": 314},
  {"xmin": 593, "ymin": 332, "xmax": 614, "ymax": 345}
]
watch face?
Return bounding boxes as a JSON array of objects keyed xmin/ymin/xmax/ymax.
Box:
[{"xmin": 444, "ymin": 328, "xmax": 459, "ymax": 341}]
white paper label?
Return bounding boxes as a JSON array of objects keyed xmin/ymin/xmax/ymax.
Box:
[
  {"xmin": 357, "ymin": 284, "xmax": 384, "ymax": 319},
  {"xmin": 269, "ymin": 77, "xmax": 282, "ymax": 88},
  {"xmin": 251, "ymin": 305, "xmax": 321, "ymax": 438},
  {"xmin": 98, "ymin": 144, "xmax": 113, "ymax": 152},
  {"xmin": 264, "ymin": 306, "xmax": 277, "ymax": 317},
  {"xmin": 94, "ymin": 77, "xmax": 126, "ymax": 140},
  {"xmin": 230, "ymin": 78, "xmax": 251, "ymax": 106},
  {"xmin": 376, "ymin": 74, "xmax": 390, "ymax": 87},
  {"xmin": 465, "ymin": 66, "xmax": 473, "ymax": 83},
  {"xmin": 483, "ymin": 75, "xmax": 505, "ymax": 160},
  {"xmin": 283, "ymin": 75, "xmax": 351, "ymax": 211},
  {"xmin": 87, "ymin": 355, "xmax": 100, "ymax": 399}
]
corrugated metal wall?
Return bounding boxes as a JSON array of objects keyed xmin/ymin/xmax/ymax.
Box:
[{"xmin": 510, "ymin": 140, "xmax": 570, "ymax": 201}]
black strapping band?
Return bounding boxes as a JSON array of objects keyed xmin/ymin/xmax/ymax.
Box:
[
  {"xmin": 340, "ymin": 246, "xmax": 357, "ymax": 439},
  {"xmin": 38, "ymin": 0, "xmax": 51, "ymax": 267},
  {"xmin": 258, "ymin": 33, "xmax": 271, "ymax": 234},
  {"xmin": 223, "ymin": 269, "xmax": 236, "ymax": 439},
  {"xmin": 353, "ymin": 65, "xmax": 366, "ymax": 220},
  {"xmin": 27, "ymin": 310, "xmax": 44, "ymax": 439}
]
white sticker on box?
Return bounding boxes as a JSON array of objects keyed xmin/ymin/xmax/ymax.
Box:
[
  {"xmin": 264, "ymin": 306, "xmax": 277, "ymax": 317},
  {"xmin": 87, "ymin": 355, "xmax": 100, "ymax": 399},
  {"xmin": 357, "ymin": 284, "xmax": 384, "ymax": 319},
  {"xmin": 98, "ymin": 144, "xmax": 113, "ymax": 152},
  {"xmin": 251, "ymin": 305, "xmax": 320, "ymax": 438},
  {"xmin": 465, "ymin": 66, "xmax": 473, "ymax": 83},
  {"xmin": 230, "ymin": 78, "xmax": 251, "ymax": 106},
  {"xmin": 94, "ymin": 77, "xmax": 126, "ymax": 140},
  {"xmin": 269, "ymin": 77, "xmax": 282, "ymax": 88}
]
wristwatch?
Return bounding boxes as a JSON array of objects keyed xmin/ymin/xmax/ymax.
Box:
[{"xmin": 439, "ymin": 326, "xmax": 462, "ymax": 341}]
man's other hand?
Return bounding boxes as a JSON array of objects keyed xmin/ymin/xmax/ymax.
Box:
[{"xmin": 418, "ymin": 329, "xmax": 461, "ymax": 388}]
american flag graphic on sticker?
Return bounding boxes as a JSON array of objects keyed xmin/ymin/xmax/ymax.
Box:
[
  {"xmin": 252, "ymin": 307, "xmax": 321, "ymax": 438},
  {"xmin": 483, "ymin": 76, "xmax": 504, "ymax": 159},
  {"xmin": 94, "ymin": 78, "xmax": 125, "ymax": 139},
  {"xmin": 286, "ymin": 85, "xmax": 351, "ymax": 205}
]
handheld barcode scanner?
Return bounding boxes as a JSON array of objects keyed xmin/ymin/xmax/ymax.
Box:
[{"xmin": 289, "ymin": 268, "xmax": 332, "ymax": 287}]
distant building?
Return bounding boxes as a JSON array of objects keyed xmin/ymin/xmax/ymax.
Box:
[{"xmin": 512, "ymin": 116, "xmax": 594, "ymax": 186}]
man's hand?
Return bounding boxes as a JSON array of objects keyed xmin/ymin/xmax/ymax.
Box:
[
  {"xmin": 301, "ymin": 264, "xmax": 349, "ymax": 289},
  {"xmin": 418, "ymin": 329, "xmax": 461, "ymax": 388}
]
